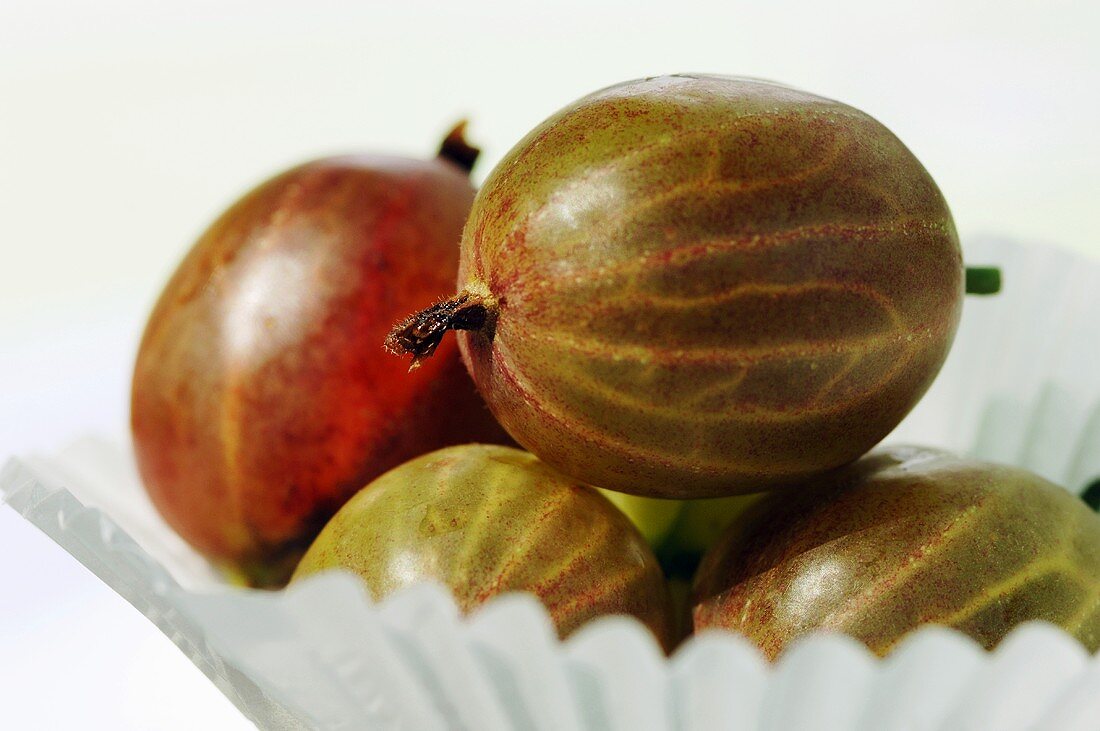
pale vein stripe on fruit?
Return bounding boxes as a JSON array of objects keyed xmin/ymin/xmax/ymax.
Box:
[
  {"xmin": 522, "ymin": 217, "xmax": 938, "ymax": 292},
  {"xmin": 542, "ymin": 561, "xmax": 651, "ymax": 628},
  {"xmin": 822, "ymin": 502, "xmax": 986, "ymax": 627},
  {"xmin": 517, "ymin": 319, "xmax": 912, "ymax": 369},
  {"xmin": 492, "ymin": 337, "xmax": 834, "ymax": 475},
  {"xmin": 471, "ymin": 490, "xmax": 590, "ymax": 602},
  {"xmin": 924, "ymin": 555, "xmax": 1095, "ymax": 630},
  {"xmin": 547, "ymin": 347, "xmax": 904, "ymax": 424},
  {"xmin": 515, "ymin": 333, "xmax": 916, "ymax": 421},
  {"xmin": 444, "ymin": 459, "xmax": 512, "ymax": 587},
  {"xmin": 547, "ymin": 113, "xmax": 848, "ymax": 192},
  {"xmin": 584, "ymin": 137, "xmax": 849, "ymax": 240},
  {"xmin": 574, "ymin": 281, "xmax": 909, "ymax": 331}
]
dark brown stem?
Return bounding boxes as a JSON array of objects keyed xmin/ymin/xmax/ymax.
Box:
[
  {"xmin": 437, "ymin": 120, "xmax": 480, "ymax": 175},
  {"xmin": 385, "ymin": 291, "xmax": 495, "ymax": 370}
]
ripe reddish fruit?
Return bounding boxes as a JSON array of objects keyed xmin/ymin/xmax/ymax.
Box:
[
  {"xmin": 132, "ymin": 127, "xmax": 510, "ymax": 586},
  {"xmin": 291, "ymin": 444, "xmax": 677, "ymax": 649},
  {"xmin": 389, "ymin": 75, "xmax": 963, "ymax": 499},
  {"xmin": 692, "ymin": 446, "xmax": 1100, "ymax": 658}
]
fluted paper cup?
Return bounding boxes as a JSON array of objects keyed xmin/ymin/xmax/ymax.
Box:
[{"xmin": 3, "ymin": 236, "xmax": 1099, "ymax": 730}]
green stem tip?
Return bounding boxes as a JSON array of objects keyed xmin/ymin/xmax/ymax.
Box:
[{"xmin": 965, "ymin": 266, "xmax": 1002, "ymax": 295}]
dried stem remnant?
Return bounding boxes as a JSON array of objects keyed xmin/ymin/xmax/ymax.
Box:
[
  {"xmin": 386, "ymin": 291, "xmax": 493, "ymax": 369},
  {"xmin": 437, "ymin": 121, "xmax": 480, "ymax": 174}
]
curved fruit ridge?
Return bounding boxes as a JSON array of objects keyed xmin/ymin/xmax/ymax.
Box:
[
  {"xmin": 692, "ymin": 446, "xmax": 1100, "ymax": 658},
  {"xmin": 132, "ymin": 127, "xmax": 512, "ymax": 586},
  {"xmin": 389, "ymin": 75, "xmax": 965, "ymax": 498},
  {"xmin": 292, "ymin": 444, "xmax": 676, "ymax": 649}
]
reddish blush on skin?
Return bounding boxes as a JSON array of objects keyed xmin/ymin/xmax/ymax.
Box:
[{"xmin": 132, "ymin": 130, "xmax": 511, "ymax": 585}]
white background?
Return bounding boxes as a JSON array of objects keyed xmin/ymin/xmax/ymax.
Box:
[{"xmin": 2, "ymin": 0, "xmax": 1098, "ymax": 727}]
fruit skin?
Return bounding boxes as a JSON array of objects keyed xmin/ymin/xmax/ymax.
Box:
[
  {"xmin": 291, "ymin": 444, "xmax": 676, "ymax": 649},
  {"xmin": 692, "ymin": 446, "xmax": 1100, "ymax": 658},
  {"xmin": 132, "ymin": 149, "xmax": 510, "ymax": 586},
  {"xmin": 454, "ymin": 74, "xmax": 962, "ymax": 498}
]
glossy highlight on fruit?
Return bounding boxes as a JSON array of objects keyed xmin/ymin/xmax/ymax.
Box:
[
  {"xmin": 132, "ymin": 127, "xmax": 511, "ymax": 586},
  {"xmin": 291, "ymin": 444, "xmax": 676, "ymax": 648},
  {"xmin": 390, "ymin": 75, "xmax": 963, "ymax": 498},
  {"xmin": 692, "ymin": 446, "xmax": 1100, "ymax": 658}
]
